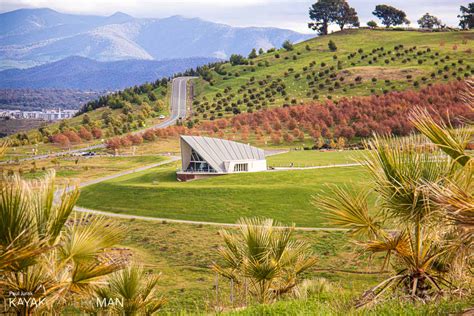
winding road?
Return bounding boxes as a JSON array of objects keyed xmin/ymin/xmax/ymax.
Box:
[{"xmin": 2, "ymin": 77, "xmax": 195, "ymax": 164}]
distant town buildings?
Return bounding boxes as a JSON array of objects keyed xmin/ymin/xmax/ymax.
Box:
[{"xmin": 0, "ymin": 109, "xmax": 77, "ymax": 121}]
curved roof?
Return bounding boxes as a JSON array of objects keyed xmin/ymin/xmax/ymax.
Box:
[{"xmin": 180, "ymin": 135, "xmax": 265, "ymax": 173}]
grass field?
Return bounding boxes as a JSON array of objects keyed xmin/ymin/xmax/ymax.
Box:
[
  {"xmin": 78, "ymin": 161, "xmax": 371, "ymax": 227},
  {"xmin": 1, "ymin": 155, "xmax": 166, "ymax": 183},
  {"xmin": 99, "ymin": 216, "xmax": 472, "ymax": 314},
  {"xmin": 113, "ymin": 217, "xmax": 383, "ymax": 313},
  {"xmin": 267, "ymin": 149, "xmax": 367, "ymax": 167}
]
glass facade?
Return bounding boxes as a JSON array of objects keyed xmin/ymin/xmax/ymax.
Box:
[{"xmin": 186, "ymin": 149, "xmax": 216, "ymax": 173}]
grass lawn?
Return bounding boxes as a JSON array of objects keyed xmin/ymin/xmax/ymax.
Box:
[
  {"xmin": 78, "ymin": 161, "xmax": 371, "ymax": 227},
  {"xmin": 267, "ymin": 149, "xmax": 367, "ymax": 167}
]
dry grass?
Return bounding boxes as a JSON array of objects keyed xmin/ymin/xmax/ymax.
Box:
[{"xmin": 338, "ymin": 66, "xmax": 425, "ymax": 81}]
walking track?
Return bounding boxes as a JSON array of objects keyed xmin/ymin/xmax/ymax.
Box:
[{"xmin": 73, "ymin": 156, "xmax": 353, "ymax": 231}]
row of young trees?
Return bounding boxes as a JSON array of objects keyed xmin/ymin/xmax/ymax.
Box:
[
  {"xmin": 211, "ymin": 81, "xmax": 472, "ymax": 143},
  {"xmin": 308, "ymin": 1, "xmax": 474, "ymax": 34},
  {"xmin": 105, "ymin": 80, "xmax": 472, "ymax": 153}
]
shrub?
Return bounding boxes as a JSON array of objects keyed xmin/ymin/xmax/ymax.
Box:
[
  {"xmin": 78, "ymin": 127, "xmax": 93, "ymax": 141},
  {"xmin": 282, "ymin": 40, "xmax": 294, "ymax": 51},
  {"xmin": 328, "ymin": 40, "xmax": 337, "ymax": 52},
  {"xmin": 143, "ymin": 129, "xmax": 156, "ymax": 141}
]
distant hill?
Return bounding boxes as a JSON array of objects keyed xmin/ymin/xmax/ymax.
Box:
[
  {"xmin": 0, "ymin": 8, "xmax": 312, "ymax": 70},
  {"xmin": 0, "ymin": 56, "xmax": 217, "ymax": 89}
]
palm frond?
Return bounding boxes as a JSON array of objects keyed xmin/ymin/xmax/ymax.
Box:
[
  {"xmin": 409, "ymin": 107, "xmax": 472, "ymax": 167},
  {"xmin": 313, "ymin": 186, "xmax": 383, "ymax": 238}
]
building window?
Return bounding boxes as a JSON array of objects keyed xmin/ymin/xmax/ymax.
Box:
[
  {"xmin": 233, "ymin": 163, "xmax": 248, "ymax": 172},
  {"xmin": 186, "ymin": 149, "xmax": 215, "ymax": 173}
]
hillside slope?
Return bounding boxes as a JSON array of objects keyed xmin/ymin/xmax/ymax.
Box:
[
  {"xmin": 189, "ymin": 29, "xmax": 473, "ymax": 121},
  {"xmin": 0, "ymin": 56, "xmax": 217, "ymax": 89},
  {"xmin": 0, "ymin": 8, "xmax": 311, "ymax": 70},
  {"xmin": 8, "ymin": 29, "xmax": 474, "ymax": 148}
]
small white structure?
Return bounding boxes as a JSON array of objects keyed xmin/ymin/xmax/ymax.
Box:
[{"xmin": 177, "ymin": 135, "xmax": 267, "ymax": 181}]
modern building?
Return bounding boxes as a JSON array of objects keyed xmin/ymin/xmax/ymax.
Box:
[{"xmin": 177, "ymin": 135, "xmax": 267, "ymax": 181}]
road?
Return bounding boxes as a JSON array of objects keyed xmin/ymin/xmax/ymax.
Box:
[{"xmin": 2, "ymin": 77, "xmax": 195, "ymax": 164}]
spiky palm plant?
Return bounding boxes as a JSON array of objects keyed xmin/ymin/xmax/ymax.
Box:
[
  {"xmin": 212, "ymin": 217, "xmax": 317, "ymax": 305},
  {"xmin": 313, "ymin": 105, "xmax": 473, "ymax": 305},
  {"xmin": 0, "ymin": 171, "xmax": 125, "ymax": 315},
  {"xmin": 91, "ymin": 265, "xmax": 165, "ymax": 315}
]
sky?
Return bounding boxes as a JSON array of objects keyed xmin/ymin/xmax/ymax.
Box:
[{"xmin": 0, "ymin": 0, "xmax": 466, "ymax": 33}]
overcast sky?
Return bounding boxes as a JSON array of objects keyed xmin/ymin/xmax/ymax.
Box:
[{"xmin": 0, "ymin": 0, "xmax": 466, "ymax": 33}]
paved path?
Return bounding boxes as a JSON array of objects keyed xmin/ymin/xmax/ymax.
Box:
[
  {"xmin": 73, "ymin": 155, "xmax": 350, "ymax": 231},
  {"xmin": 270, "ymin": 162, "xmax": 363, "ymax": 171},
  {"xmin": 78, "ymin": 156, "xmax": 180, "ymax": 188},
  {"xmin": 74, "ymin": 207, "xmax": 348, "ymax": 232},
  {"xmin": 2, "ymin": 77, "xmax": 195, "ymax": 165}
]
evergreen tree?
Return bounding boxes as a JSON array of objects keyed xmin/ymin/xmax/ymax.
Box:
[
  {"xmin": 458, "ymin": 3, "xmax": 474, "ymax": 29},
  {"xmin": 334, "ymin": 1, "xmax": 359, "ymax": 30},
  {"xmin": 417, "ymin": 13, "xmax": 442, "ymax": 29},
  {"xmin": 248, "ymin": 48, "xmax": 258, "ymax": 59},
  {"xmin": 282, "ymin": 40, "xmax": 294, "ymax": 51},
  {"xmin": 373, "ymin": 4, "xmax": 410, "ymax": 27}
]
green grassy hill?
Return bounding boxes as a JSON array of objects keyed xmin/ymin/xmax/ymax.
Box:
[
  {"xmin": 190, "ymin": 29, "xmax": 473, "ymax": 121},
  {"xmin": 8, "ymin": 29, "xmax": 473, "ymax": 148}
]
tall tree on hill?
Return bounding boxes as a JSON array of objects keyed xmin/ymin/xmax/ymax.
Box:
[
  {"xmin": 418, "ymin": 13, "xmax": 443, "ymax": 29},
  {"xmin": 372, "ymin": 4, "xmax": 410, "ymax": 27},
  {"xmin": 248, "ymin": 48, "xmax": 257, "ymax": 59},
  {"xmin": 334, "ymin": 1, "xmax": 360, "ymax": 30},
  {"xmin": 308, "ymin": 0, "xmax": 339, "ymax": 35},
  {"xmin": 458, "ymin": 3, "xmax": 474, "ymax": 29}
]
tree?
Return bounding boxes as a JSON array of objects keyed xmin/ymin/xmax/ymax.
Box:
[
  {"xmin": 308, "ymin": 0, "xmax": 339, "ymax": 35},
  {"xmin": 78, "ymin": 126, "xmax": 93, "ymax": 141},
  {"xmin": 258, "ymin": 48, "xmax": 264, "ymax": 55},
  {"xmin": 212, "ymin": 218, "xmax": 317, "ymax": 304},
  {"xmin": 458, "ymin": 3, "xmax": 474, "ymax": 29},
  {"xmin": 229, "ymin": 54, "xmax": 246, "ymax": 66},
  {"xmin": 367, "ymin": 20, "xmax": 378, "ymax": 28},
  {"xmin": 418, "ymin": 13, "xmax": 442, "ymax": 29},
  {"xmin": 282, "ymin": 40, "xmax": 294, "ymax": 51},
  {"xmin": 373, "ymin": 4, "xmax": 409, "ymax": 27},
  {"xmin": 334, "ymin": 1, "xmax": 359, "ymax": 30},
  {"xmin": 82, "ymin": 113, "xmax": 91, "ymax": 125},
  {"xmin": 328, "ymin": 40, "xmax": 337, "ymax": 51},
  {"xmin": 248, "ymin": 48, "xmax": 258, "ymax": 59}
]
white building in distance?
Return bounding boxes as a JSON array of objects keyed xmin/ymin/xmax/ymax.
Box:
[
  {"xmin": 177, "ymin": 135, "xmax": 267, "ymax": 181},
  {"xmin": 0, "ymin": 109, "xmax": 77, "ymax": 120}
]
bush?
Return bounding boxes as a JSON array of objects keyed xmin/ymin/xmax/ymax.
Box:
[
  {"xmin": 282, "ymin": 40, "xmax": 294, "ymax": 51},
  {"xmin": 328, "ymin": 40, "xmax": 337, "ymax": 52},
  {"xmin": 367, "ymin": 20, "xmax": 378, "ymax": 28}
]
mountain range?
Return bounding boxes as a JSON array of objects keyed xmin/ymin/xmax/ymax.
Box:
[
  {"xmin": 0, "ymin": 56, "xmax": 217, "ymax": 89},
  {"xmin": 0, "ymin": 8, "xmax": 312, "ymax": 70}
]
